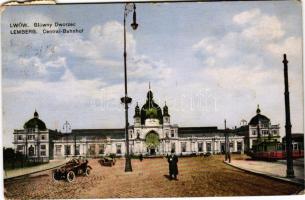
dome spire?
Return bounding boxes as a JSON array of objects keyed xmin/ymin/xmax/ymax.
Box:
[
  {"xmin": 147, "ymin": 82, "xmax": 154, "ymax": 103},
  {"xmin": 34, "ymin": 109, "xmax": 39, "ymax": 118},
  {"xmin": 256, "ymin": 104, "xmax": 261, "ymax": 114},
  {"xmin": 134, "ymin": 102, "xmax": 140, "ymax": 117},
  {"xmin": 163, "ymin": 101, "xmax": 170, "ymax": 117}
]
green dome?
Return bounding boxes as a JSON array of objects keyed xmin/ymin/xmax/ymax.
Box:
[
  {"xmin": 140, "ymin": 89, "xmax": 163, "ymax": 124},
  {"xmin": 24, "ymin": 111, "xmax": 47, "ymax": 130}
]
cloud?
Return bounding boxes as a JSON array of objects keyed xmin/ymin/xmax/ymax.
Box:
[
  {"xmin": 192, "ymin": 8, "xmax": 303, "ymax": 136},
  {"xmin": 266, "ymin": 36, "xmax": 302, "ymax": 59},
  {"xmin": 233, "ymin": 8, "xmax": 260, "ymax": 25},
  {"xmin": 4, "ymin": 20, "xmax": 172, "ymax": 83},
  {"xmin": 233, "ymin": 8, "xmax": 284, "ymax": 41}
]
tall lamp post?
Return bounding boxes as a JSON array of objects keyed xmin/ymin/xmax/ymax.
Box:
[
  {"xmin": 120, "ymin": 3, "xmax": 138, "ymax": 172},
  {"xmin": 224, "ymin": 119, "xmax": 228, "ymax": 161},
  {"xmin": 282, "ymin": 54, "xmax": 294, "ymax": 178}
]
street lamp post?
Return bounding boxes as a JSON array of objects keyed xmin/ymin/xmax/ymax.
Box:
[
  {"xmin": 282, "ymin": 54, "xmax": 294, "ymax": 178},
  {"xmin": 224, "ymin": 119, "xmax": 227, "ymax": 161},
  {"xmin": 224, "ymin": 119, "xmax": 231, "ymax": 163},
  {"xmin": 121, "ymin": 3, "xmax": 138, "ymax": 172}
]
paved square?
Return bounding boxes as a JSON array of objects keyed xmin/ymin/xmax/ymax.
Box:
[{"xmin": 4, "ymin": 155, "xmax": 302, "ymax": 199}]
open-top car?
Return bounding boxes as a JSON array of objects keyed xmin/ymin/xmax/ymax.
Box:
[
  {"xmin": 99, "ymin": 156, "xmax": 116, "ymax": 167},
  {"xmin": 52, "ymin": 157, "xmax": 92, "ymax": 182}
]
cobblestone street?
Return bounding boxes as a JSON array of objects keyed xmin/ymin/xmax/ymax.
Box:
[{"xmin": 4, "ymin": 155, "xmax": 303, "ymax": 199}]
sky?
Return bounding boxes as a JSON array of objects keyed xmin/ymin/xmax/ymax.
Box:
[{"xmin": 1, "ymin": 1, "xmax": 303, "ymax": 147}]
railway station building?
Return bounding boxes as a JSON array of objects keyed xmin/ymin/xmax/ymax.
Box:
[{"xmin": 13, "ymin": 89, "xmax": 283, "ymax": 161}]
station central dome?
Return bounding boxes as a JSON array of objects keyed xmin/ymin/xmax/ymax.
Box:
[{"xmin": 140, "ymin": 89, "xmax": 163, "ymax": 124}]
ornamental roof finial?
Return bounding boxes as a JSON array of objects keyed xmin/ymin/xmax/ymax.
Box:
[
  {"xmin": 34, "ymin": 109, "xmax": 39, "ymax": 118},
  {"xmin": 149, "ymin": 81, "xmax": 151, "ymax": 90},
  {"xmin": 256, "ymin": 104, "xmax": 261, "ymax": 114}
]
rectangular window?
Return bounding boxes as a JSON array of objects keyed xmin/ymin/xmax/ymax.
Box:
[
  {"xmin": 181, "ymin": 142, "xmax": 186, "ymax": 152},
  {"xmin": 27, "ymin": 135, "xmax": 35, "ymax": 140},
  {"xmin": 221, "ymin": 143, "xmax": 225, "ymax": 153},
  {"xmin": 198, "ymin": 142, "xmax": 203, "ymax": 152},
  {"xmin": 99, "ymin": 144, "xmax": 105, "ymax": 154},
  {"xmin": 41, "ymin": 135, "xmax": 46, "ymax": 140},
  {"xmin": 18, "ymin": 135, "xmax": 23, "ymax": 140},
  {"xmin": 262, "ymin": 130, "xmax": 269, "ymax": 135},
  {"xmin": 252, "ymin": 130, "xmax": 256, "ymax": 135},
  {"xmin": 64, "ymin": 145, "xmax": 71, "ymax": 155},
  {"xmin": 17, "ymin": 145, "xmax": 23, "ymax": 151},
  {"xmin": 171, "ymin": 143, "xmax": 176, "ymax": 152},
  {"xmin": 40, "ymin": 151, "xmax": 46, "ymax": 156},
  {"xmin": 116, "ymin": 144, "xmax": 122, "ymax": 154},
  {"xmin": 55, "ymin": 145, "xmax": 62, "ymax": 155},
  {"xmin": 237, "ymin": 142, "xmax": 242, "ymax": 151},
  {"xmin": 206, "ymin": 143, "xmax": 211, "ymax": 152},
  {"xmin": 74, "ymin": 145, "xmax": 79, "ymax": 155},
  {"xmin": 171, "ymin": 130, "xmax": 175, "ymax": 137},
  {"xmin": 89, "ymin": 144, "xmax": 96, "ymax": 155}
]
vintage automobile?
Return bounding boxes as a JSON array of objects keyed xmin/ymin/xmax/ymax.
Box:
[
  {"xmin": 52, "ymin": 158, "xmax": 92, "ymax": 182},
  {"xmin": 99, "ymin": 156, "xmax": 116, "ymax": 167}
]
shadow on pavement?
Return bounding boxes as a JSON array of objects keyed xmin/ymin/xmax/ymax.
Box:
[{"xmin": 163, "ymin": 174, "xmax": 171, "ymax": 180}]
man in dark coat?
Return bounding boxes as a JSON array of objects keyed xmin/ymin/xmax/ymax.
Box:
[{"xmin": 167, "ymin": 150, "xmax": 178, "ymax": 180}]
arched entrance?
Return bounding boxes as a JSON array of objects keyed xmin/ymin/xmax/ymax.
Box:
[{"xmin": 145, "ymin": 131, "xmax": 160, "ymax": 155}]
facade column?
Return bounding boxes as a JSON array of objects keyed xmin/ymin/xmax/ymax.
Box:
[{"xmin": 234, "ymin": 140, "xmax": 237, "ymax": 152}]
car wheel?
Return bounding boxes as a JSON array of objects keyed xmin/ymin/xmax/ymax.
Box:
[
  {"xmin": 84, "ymin": 167, "xmax": 90, "ymax": 176},
  {"xmin": 52, "ymin": 171, "xmax": 60, "ymax": 181},
  {"xmin": 66, "ymin": 171, "xmax": 75, "ymax": 182}
]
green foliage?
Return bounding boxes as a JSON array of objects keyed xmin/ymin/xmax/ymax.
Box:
[
  {"xmin": 145, "ymin": 108, "xmax": 158, "ymax": 118},
  {"xmin": 3, "ymin": 147, "xmax": 45, "ymax": 170}
]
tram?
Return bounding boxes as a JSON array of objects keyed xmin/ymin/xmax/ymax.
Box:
[{"xmin": 248, "ymin": 140, "xmax": 304, "ymax": 161}]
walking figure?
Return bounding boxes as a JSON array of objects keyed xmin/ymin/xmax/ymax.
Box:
[
  {"xmin": 139, "ymin": 154, "xmax": 143, "ymax": 162},
  {"xmin": 167, "ymin": 150, "xmax": 178, "ymax": 180}
]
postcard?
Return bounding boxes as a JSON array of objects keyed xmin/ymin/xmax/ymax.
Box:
[{"xmin": 1, "ymin": 0, "xmax": 304, "ymax": 199}]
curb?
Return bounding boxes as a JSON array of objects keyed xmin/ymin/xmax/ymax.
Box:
[
  {"xmin": 224, "ymin": 161, "xmax": 305, "ymax": 187},
  {"xmin": 4, "ymin": 161, "xmax": 67, "ymax": 180}
]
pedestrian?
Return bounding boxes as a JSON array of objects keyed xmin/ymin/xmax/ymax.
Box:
[
  {"xmin": 167, "ymin": 150, "xmax": 178, "ymax": 180},
  {"xmin": 139, "ymin": 153, "xmax": 143, "ymax": 162}
]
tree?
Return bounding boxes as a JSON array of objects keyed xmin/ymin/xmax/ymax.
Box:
[{"xmin": 3, "ymin": 148, "xmax": 16, "ymax": 169}]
